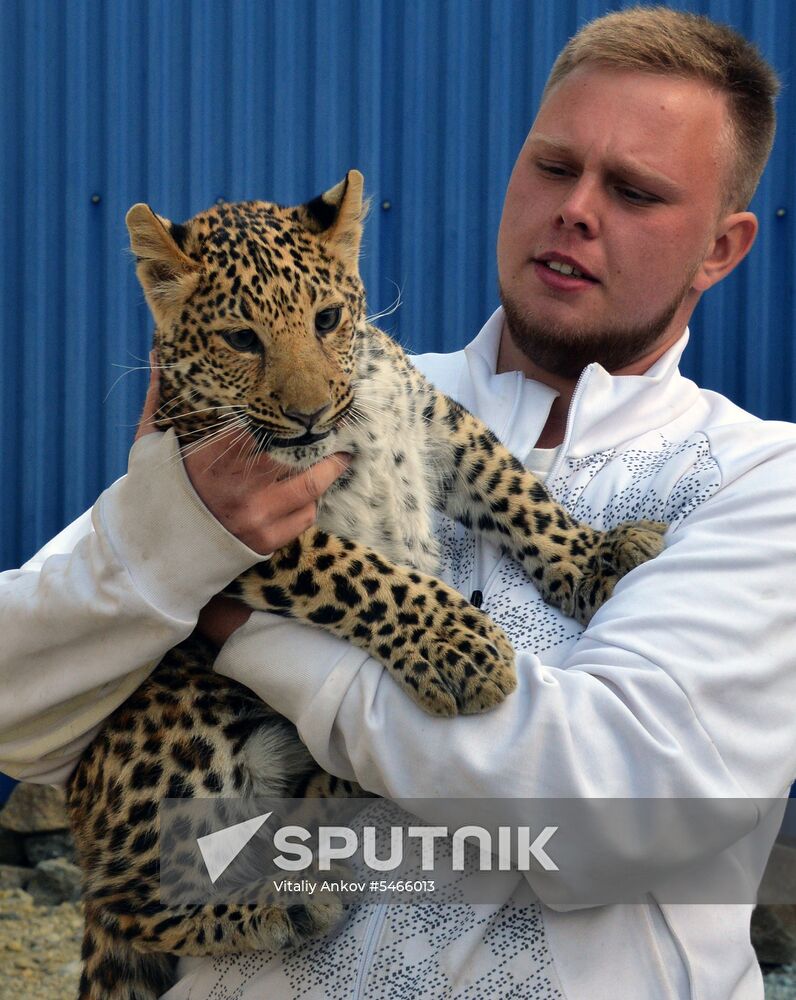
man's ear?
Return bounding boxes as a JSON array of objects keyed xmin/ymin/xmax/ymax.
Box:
[{"xmin": 692, "ymin": 212, "xmax": 758, "ymax": 292}]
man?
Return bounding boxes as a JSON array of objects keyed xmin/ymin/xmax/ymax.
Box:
[{"xmin": 1, "ymin": 7, "xmax": 794, "ymax": 999}]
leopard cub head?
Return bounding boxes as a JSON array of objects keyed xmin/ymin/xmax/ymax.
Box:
[{"xmin": 126, "ymin": 170, "xmax": 368, "ymax": 468}]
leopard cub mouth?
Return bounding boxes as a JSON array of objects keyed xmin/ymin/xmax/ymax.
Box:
[
  {"xmin": 249, "ymin": 398, "xmax": 354, "ymax": 452},
  {"xmin": 267, "ymin": 429, "xmax": 332, "ymax": 448}
]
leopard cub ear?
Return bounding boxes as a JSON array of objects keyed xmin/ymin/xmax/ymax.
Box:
[
  {"xmin": 126, "ymin": 204, "xmax": 201, "ymax": 318},
  {"xmin": 299, "ymin": 169, "xmax": 369, "ymax": 261}
]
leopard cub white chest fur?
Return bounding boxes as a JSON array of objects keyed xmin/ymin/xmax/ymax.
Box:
[{"xmin": 316, "ymin": 330, "xmax": 445, "ymax": 575}]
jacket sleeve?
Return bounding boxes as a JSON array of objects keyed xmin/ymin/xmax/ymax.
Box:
[
  {"xmin": 0, "ymin": 429, "xmax": 262, "ymax": 785},
  {"xmin": 213, "ymin": 434, "xmax": 796, "ymax": 902}
]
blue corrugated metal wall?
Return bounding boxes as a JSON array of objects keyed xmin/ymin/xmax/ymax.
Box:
[{"xmin": 1, "ymin": 0, "xmax": 794, "ymax": 569}]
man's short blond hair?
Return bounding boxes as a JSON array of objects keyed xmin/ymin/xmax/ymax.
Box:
[{"xmin": 543, "ymin": 6, "xmax": 779, "ymax": 211}]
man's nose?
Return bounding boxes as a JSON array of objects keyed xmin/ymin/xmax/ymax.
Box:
[{"xmin": 555, "ymin": 176, "xmax": 600, "ymax": 237}]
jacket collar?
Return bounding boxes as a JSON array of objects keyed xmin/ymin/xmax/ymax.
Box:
[{"xmin": 459, "ymin": 307, "xmax": 700, "ymax": 460}]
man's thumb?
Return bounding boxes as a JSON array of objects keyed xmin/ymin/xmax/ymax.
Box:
[{"xmin": 135, "ymin": 351, "xmax": 162, "ymax": 441}]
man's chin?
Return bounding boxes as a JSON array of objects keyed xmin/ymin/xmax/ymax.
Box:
[{"xmin": 499, "ymin": 289, "xmax": 686, "ymax": 379}]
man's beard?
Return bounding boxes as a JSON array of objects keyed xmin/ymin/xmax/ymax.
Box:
[{"xmin": 499, "ymin": 276, "xmax": 694, "ymax": 380}]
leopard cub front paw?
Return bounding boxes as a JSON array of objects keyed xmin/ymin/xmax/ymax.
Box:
[
  {"xmin": 600, "ymin": 520, "xmax": 667, "ymax": 573},
  {"xmin": 387, "ymin": 588, "xmax": 516, "ymax": 718},
  {"xmin": 572, "ymin": 519, "xmax": 667, "ymax": 624}
]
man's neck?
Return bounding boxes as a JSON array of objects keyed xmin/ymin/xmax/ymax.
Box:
[
  {"xmin": 495, "ymin": 326, "xmax": 577, "ymax": 448},
  {"xmin": 533, "ymin": 409, "xmax": 569, "ymax": 449}
]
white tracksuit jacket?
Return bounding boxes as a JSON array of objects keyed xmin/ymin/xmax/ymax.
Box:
[{"xmin": 1, "ymin": 308, "xmax": 795, "ymax": 1000}]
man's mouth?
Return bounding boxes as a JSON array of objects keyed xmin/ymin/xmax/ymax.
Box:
[
  {"xmin": 545, "ymin": 260, "xmax": 586, "ymax": 279},
  {"xmin": 535, "ymin": 255, "xmax": 598, "ymax": 283}
]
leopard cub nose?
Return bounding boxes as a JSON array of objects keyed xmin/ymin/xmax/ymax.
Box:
[{"xmin": 282, "ymin": 403, "xmax": 331, "ymax": 430}]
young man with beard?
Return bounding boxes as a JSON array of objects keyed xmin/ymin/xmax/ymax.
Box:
[
  {"xmin": 188, "ymin": 9, "xmax": 795, "ymax": 998},
  {"xmin": 1, "ymin": 7, "xmax": 794, "ymax": 999}
]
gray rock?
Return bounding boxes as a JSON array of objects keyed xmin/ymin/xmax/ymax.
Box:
[
  {"xmin": 754, "ymin": 905, "xmax": 796, "ymax": 965},
  {"xmin": 26, "ymin": 858, "xmax": 83, "ymax": 906},
  {"xmin": 0, "ymin": 864, "xmax": 32, "ymax": 891},
  {"xmin": 0, "ymin": 827, "xmax": 26, "ymax": 866},
  {"xmin": 23, "ymin": 830, "xmax": 76, "ymax": 866},
  {"xmin": 58, "ymin": 959, "xmax": 83, "ymax": 977},
  {"xmin": 754, "ymin": 840, "xmax": 796, "ymax": 966},
  {"xmin": 759, "ymin": 842, "xmax": 796, "ymax": 905},
  {"xmin": 764, "ymin": 963, "xmax": 796, "ymax": 1000},
  {"xmin": 0, "ymin": 783, "xmax": 68, "ymax": 833}
]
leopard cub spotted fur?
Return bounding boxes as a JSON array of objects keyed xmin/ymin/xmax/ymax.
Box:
[{"xmin": 66, "ymin": 169, "xmax": 666, "ymax": 999}]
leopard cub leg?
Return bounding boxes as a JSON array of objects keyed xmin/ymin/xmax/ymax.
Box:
[
  {"xmin": 77, "ymin": 893, "xmax": 341, "ymax": 1000},
  {"xmin": 570, "ymin": 519, "xmax": 668, "ymax": 621},
  {"xmin": 68, "ymin": 642, "xmax": 346, "ymax": 1000},
  {"xmin": 227, "ymin": 527, "xmax": 517, "ymax": 717},
  {"xmin": 426, "ymin": 394, "xmax": 666, "ymax": 622}
]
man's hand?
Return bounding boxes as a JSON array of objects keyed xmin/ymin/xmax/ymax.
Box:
[
  {"xmin": 135, "ymin": 358, "xmax": 350, "ymax": 555},
  {"xmin": 197, "ymin": 595, "xmax": 253, "ymax": 649}
]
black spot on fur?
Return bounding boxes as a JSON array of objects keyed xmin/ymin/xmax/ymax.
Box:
[
  {"xmin": 130, "ymin": 760, "xmax": 163, "ymax": 790},
  {"xmin": 259, "ymin": 585, "xmax": 293, "ymax": 609},
  {"xmin": 128, "ymin": 800, "xmax": 158, "ymax": 825},
  {"xmin": 308, "ymin": 605, "xmax": 347, "ymax": 625},
  {"xmin": 169, "ymin": 221, "xmax": 190, "ymax": 250},
  {"xmin": 303, "ymin": 194, "xmax": 339, "ymax": 232},
  {"xmin": 358, "ymin": 601, "xmax": 388, "ymax": 624},
  {"xmin": 333, "ymin": 573, "xmax": 361, "ymax": 607},
  {"xmin": 203, "ymin": 770, "xmax": 223, "ymax": 793},
  {"xmin": 291, "ymin": 570, "xmax": 321, "ymax": 598},
  {"xmin": 288, "ymin": 903, "xmax": 317, "ymax": 936},
  {"xmin": 131, "ymin": 827, "xmax": 158, "ymax": 855}
]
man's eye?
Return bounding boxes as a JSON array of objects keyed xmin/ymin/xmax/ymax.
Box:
[
  {"xmin": 221, "ymin": 329, "xmax": 262, "ymax": 353},
  {"xmin": 537, "ymin": 161, "xmax": 573, "ymax": 178},
  {"xmin": 315, "ymin": 306, "xmax": 342, "ymax": 335},
  {"xmin": 617, "ymin": 186, "xmax": 659, "ymax": 205}
]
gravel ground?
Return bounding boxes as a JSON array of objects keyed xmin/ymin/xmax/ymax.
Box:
[
  {"xmin": 0, "ymin": 890, "xmax": 82, "ymax": 999},
  {"xmin": 0, "ymin": 889, "xmax": 794, "ymax": 999}
]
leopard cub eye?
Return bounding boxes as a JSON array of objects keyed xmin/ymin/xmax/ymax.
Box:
[
  {"xmin": 221, "ymin": 329, "xmax": 262, "ymax": 354},
  {"xmin": 315, "ymin": 306, "xmax": 342, "ymax": 336}
]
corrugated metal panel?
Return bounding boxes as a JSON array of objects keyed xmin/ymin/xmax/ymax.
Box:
[{"xmin": 1, "ymin": 0, "xmax": 794, "ymax": 569}]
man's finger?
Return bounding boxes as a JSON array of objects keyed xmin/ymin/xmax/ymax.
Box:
[
  {"xmin": 273, "ymin": 453, "xmax": 351, "ymax": 506},
  {"xmin": 258, "ymin": 502, "xmax": 319, "ymax": 555},
  {"xmin": 135, "ymin": 353, "xmax": 162, "ymax": 441}
]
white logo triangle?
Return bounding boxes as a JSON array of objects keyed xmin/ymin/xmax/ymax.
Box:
[{"xmin": 197, "ymin": 811, "xmax": 273, "ymax": 883}]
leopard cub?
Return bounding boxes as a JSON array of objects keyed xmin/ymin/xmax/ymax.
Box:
[{"xmin": 67, "ymin": 169, "xmax": 665, "ymax": 999}]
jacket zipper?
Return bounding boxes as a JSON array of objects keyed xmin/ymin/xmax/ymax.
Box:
[
  {"xmin": 352, "ymin": 903, "xmax": 388, "ymax": 999},
  {"xmin": 469, "ymin": 544, "xmax": 509, "ymax": 614},
  {"xmin": 547, "ymin": 365, "xmax": 592, "ymax": 482}
]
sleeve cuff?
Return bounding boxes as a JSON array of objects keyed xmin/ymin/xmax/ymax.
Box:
[
  {"xmin": 97, "ymin": 429, "xmax": 265, "ymax": 621},
  {"xmin": 213, "ymin": 612, "xmax": 371, "ymax": 767}
]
